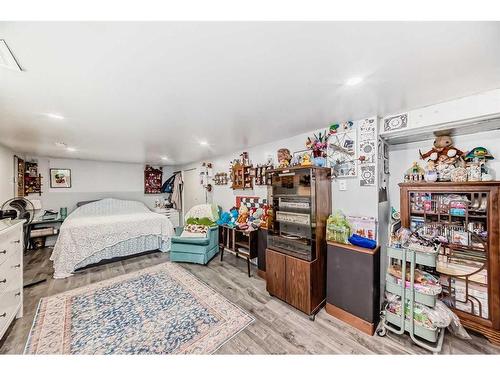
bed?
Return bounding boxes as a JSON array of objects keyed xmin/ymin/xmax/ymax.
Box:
[{"xmin": 50, "ymin": 198, "xmax": 174, "ymax": 278}]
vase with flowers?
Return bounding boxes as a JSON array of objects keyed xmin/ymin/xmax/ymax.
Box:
[{"xmin": 306, "ymin": 130, "xmax": 329, "ymax": 166}]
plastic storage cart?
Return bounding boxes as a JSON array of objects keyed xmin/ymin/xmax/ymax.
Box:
[{"xmin": 377, "ymin": 245, "xmax": 445, "ymax": 354}]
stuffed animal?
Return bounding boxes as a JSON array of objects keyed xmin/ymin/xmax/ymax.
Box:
[
  {"xmin": 227, "ymin": 208, "xmax": 239, "ymax": 228},
  {"xmin": 216, "ymin": 211, "xmax": 231, "ymax": 226},
  {"xmin": 277, "ymin": 148, "xmax": 292, "ymax": 168},
  {"xmin": 419, "ymin": 135, "xmax": 464, "ymax": 165},
  {"xmin": 236, "ymin": 204, "xmax": 249, "ymax": 228}
]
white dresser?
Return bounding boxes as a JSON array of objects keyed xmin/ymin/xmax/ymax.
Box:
[
  {"xmin": 0, "ymin": 219, "xmax": 24, "ymax": 340},
  {"xmin": 151, "ymin": 208, "xmax": 180, "ymax": 228}
]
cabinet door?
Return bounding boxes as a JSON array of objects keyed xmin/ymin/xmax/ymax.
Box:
[
  {"xmin": 285, "ymin": 256, "xmax": 311, "ymax": 313},
  {"xmin": 266, "ymin": 249, "xmax": 286, "ymax": 300}
]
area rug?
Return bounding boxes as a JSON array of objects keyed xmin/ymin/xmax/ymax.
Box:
[{"xmin": 24, "ymin": 262, "xmax": 254, "ymax": 354}]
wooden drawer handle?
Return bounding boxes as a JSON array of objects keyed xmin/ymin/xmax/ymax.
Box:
[
  {"xmin": 0, "ymin": 279, "xmax": 6, "ymax": 283},
  {"xmin": 0, "ymin": 250, "xmax": 6, "ymax": 254},
  {"xmin": 0, "ymin": 312, "xmax": 6, "ymax": 318}
]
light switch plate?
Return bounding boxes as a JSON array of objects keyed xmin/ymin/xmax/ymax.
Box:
[{"xmin": 339, "ymin": 180, "xmax": 347, "ymax": 191}]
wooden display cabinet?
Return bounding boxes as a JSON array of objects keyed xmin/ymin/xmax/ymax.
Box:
[
  {"xmin": 265, "ymin": 166, "xmax": 331, "ymax": 319},
  {"xmin": 400, "ymin": 181, "xmax": 500, "ymax": 345},
  {"xmin": 231, "ymin": 162, "xmax": 253, "ymax": 190}
]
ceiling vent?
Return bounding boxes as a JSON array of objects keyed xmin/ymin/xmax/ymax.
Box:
[{"xmin": 0, "ymin": 40, "xmax": 22, "ymax": 72}]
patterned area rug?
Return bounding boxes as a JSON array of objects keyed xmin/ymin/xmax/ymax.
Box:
[{"xmin": 25, "ymin": 262, "xmax": 254, "ymax": 354}]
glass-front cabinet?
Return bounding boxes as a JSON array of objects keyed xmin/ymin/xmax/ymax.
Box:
[
  {"xmin": 267, "ymin": 168, "xmax": 317, "ymax": 261},
  {"xmin": 400, "ymin": 182, "xmax": 500, "ymax": 345}
]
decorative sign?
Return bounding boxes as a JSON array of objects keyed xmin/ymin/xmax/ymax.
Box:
[
  {"xmin": 384, "ymin": 113, "xmax": 408, "ymax": 132},
  {"xmin": 358, "ymin": 117, "xmax": 377, "ymax": 186}
]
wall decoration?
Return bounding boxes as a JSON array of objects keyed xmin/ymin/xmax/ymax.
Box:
[
  {"xmin": 327, "ymin": 128, "xmax": 357, "ymax": 177},
  {"xmin": 50, "ymin": 168, "xmax": 72, "ymax": 189},
  {"xmin": 358, "ymin": 117, "xmax": 377, "ymax": 186},
  {"xmin": 213, "ymin": 172, "xmax": 229, "ymax": 185},
  {"xmin": 230, "ymin": 152, "xmax": 253, "ymax": 190},
  {"xmin": 144, "ymin": 165, "xmax": 162, "ymax": 194},
  {"xmin": 384, "ymin": 113, "xmax": 408, "ymax": 132},
  {"xmin": 359, "ymin": 164, "xmax": 376, "ymax": 186},
  {"xmin": 253, "ymin": 165, "xmax": 272, "ymax": 186}
]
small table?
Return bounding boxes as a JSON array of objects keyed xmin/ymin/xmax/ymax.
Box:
[
  {"xmin": 219, "ymin": 225, "xmax": 258, "ymax": 277},
  {"xmin": 26, "ymin": 217, "xmax": 65, "ymax": 251}
]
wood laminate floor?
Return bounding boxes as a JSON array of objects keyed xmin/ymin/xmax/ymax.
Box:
[{"xmin": 1, "ymin": 247, "xmax": 499, "ymax": 355}]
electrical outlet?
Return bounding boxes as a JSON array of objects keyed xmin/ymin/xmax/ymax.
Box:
[{"xmin": 339, "ymin": 180, "xmax": 347, "ymax": 191}]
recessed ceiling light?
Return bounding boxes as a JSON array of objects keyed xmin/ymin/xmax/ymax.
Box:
[
  {"xmin": 161, "ymin": 156, "xmax": 168, "ymax": 161},
  {"xmin": 55, "ymin": 142, "xmax": 67, "ymax": 148},
  {"xmin": 199, "ymin": 140, "xmax": 209, "ymax": 146},
  {"xmin": 45, "ymin": 113, "xmax": 65, "ymax": 120},
  {"xmin": 345, "ymin": 76, "xmax": 363, "ymax": 86},
  {"xmin": 66, "ymin": 147, "xmax": 76, "ymax": 152}
]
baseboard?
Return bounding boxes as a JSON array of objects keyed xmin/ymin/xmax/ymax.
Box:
[
  {"xmin": 325, "ymin": 303, "xmax": 375, "ymax": 336},
  {"xmin": 257, "ymin": 269, "xmax": 266, "ymax": 280}
]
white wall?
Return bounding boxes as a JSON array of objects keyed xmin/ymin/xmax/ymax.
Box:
[
  {"xmin": 180, "ymin": 118, "xmax": 379, "ymax": 218},
  {"xmin": 388, "ymin": 129, "xmax": 500, "ymax": 212},
  {"xmin": 23, "ymin": 156, "xmax": 176, "ymax": 213},
  {"xmin": 0, "ymin": 144, "xmax": 14, "ymax": 204}
]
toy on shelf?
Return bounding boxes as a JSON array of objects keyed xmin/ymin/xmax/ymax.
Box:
[
  {"xmin": 301, "ymin": 153, "xmax": 313, "ymax": 166},
  {"xmin": 419, "ymin": 135, "xmax": 465, "ymax": 182},
  {"xmin": 277, "ymin": 148, "xmax": 292, "ymax": 168},
  {"xmin": 419, "ymin": 135, "xmax": 464, "ymax": 166},
  {"xmin": 404, "ymin": 162, "xmax": 425, "ymax": 182},
  {"xmin": 464, "ymin": 146, "xmax": 495, "ymax": 181}
]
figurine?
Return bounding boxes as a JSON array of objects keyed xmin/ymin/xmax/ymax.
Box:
[
  {"xmin": 404, "ymin": 162, "xmax": 425, "ymax": 181},
  {"xmin": 464, "ymin": 146, "xmax": 494, "ymax": 162},
  {"xmin": 464, "ymin": 146, "xmax": 494, "ymax": 180},
  {"xmin": 277, "ymin": 148, "xmax": 292, "ymax": 168},
  {"xmin": 301, "ymin": 153, "xmax": 313, "ymax": 166}
]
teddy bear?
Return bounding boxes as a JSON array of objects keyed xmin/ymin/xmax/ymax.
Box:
[{"xmin": 419, "ymin": 135, "xmax": 464, "ymax": 165}]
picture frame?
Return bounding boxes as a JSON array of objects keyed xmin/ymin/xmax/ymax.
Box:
[{"xmin": 50, "ymin": 168, "xmax": 72, "ymax": 188}]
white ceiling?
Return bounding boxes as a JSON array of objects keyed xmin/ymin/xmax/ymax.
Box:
[{"xmin": 1, "ymin": 22, "xmax": 500, "ymax": 165}]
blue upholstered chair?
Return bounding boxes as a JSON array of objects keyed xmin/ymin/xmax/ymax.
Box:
[{"xmin": 169, "ymin": 204, "xmax": 220, "ymax": 265}]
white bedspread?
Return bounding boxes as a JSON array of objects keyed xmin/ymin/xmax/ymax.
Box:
[{"xmin": 50, "ymin": 198, "xmax": 174, "ymax": 278}]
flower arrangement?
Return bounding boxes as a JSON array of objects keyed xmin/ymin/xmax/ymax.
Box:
[{"xmin": 306, "ymin": 130, "xmax": 329, "ymax": 157}]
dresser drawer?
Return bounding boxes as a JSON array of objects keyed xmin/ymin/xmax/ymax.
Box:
[
  {"xmin": 0, "ymin": 229, "xmax": 22, "ymax": 266},
  {"xmin": 0, "ymin": 287, "xmax": 22, "ymax": 334},
  {"xmin": 0, "ymin": 251, "xmax": 22, "ymax": 295}
]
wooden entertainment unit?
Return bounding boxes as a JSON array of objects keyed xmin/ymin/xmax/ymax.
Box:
[{"xmin": 265, "ymin": 166, "xmax": 331, "ymax": 319}]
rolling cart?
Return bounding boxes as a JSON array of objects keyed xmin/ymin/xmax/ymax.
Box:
[{"xmin": 377, "ymin": 245, "xmax": 445, "ymax": 354}]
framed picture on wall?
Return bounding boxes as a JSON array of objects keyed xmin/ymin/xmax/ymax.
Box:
[{"xmin": 50, "ymin": 168, "xmax": 72, "ymax": 188}]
